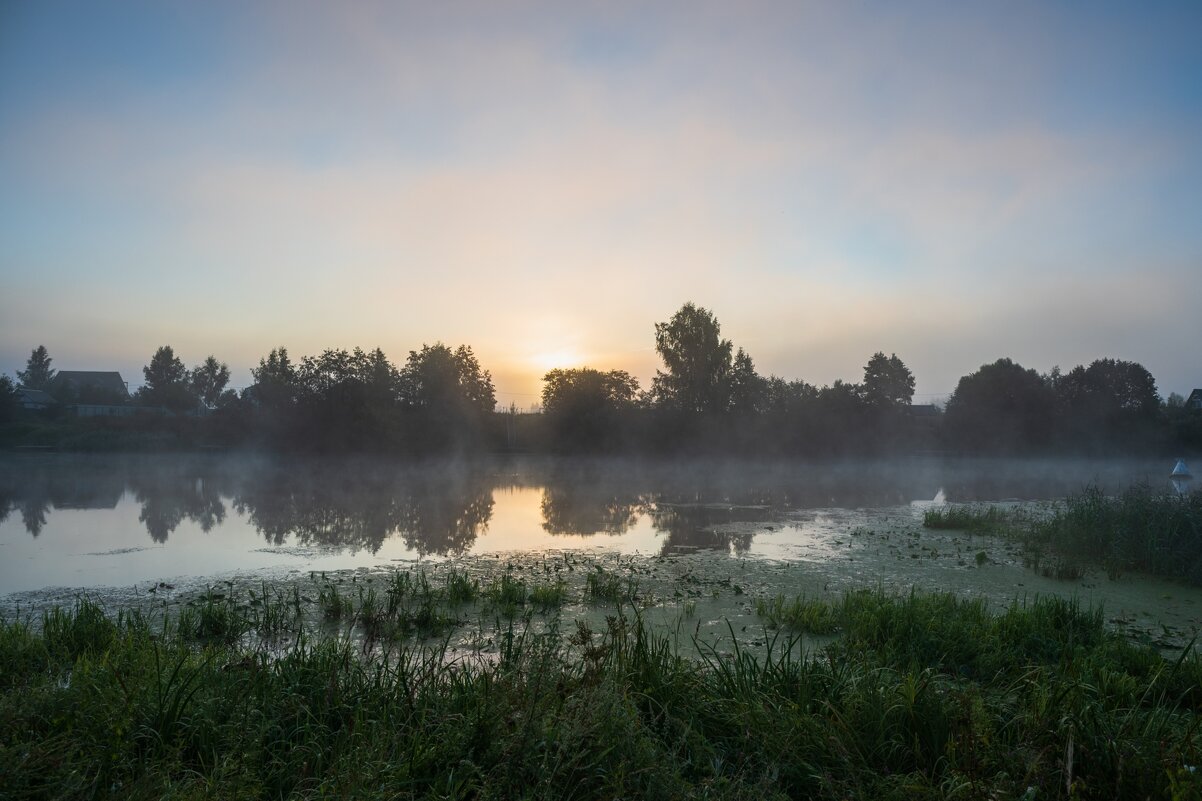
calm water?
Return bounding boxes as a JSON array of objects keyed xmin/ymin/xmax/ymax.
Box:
[{"xmin": 0, "ymin": 454, "xmax": 1189, "ymax": 595}]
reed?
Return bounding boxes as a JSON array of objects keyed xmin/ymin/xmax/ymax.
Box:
[{"xmin": 1027, "ymin": 484, "xmax": 1202, "ymax": 582}]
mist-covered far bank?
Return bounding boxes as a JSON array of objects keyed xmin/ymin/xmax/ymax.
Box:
[{"xmin": 4, "ymin": 305, "xmax": 1199, "ymax": 458}]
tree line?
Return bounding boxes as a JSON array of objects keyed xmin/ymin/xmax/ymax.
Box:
[{"xmin": 3, "ymin": 302, "xmax": 1199, "ymax": 454}]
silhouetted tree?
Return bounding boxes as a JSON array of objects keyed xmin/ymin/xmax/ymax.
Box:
[
  {"xmin": 215, "ymin": 388, "xmax": 241, "ymax": 410},
  {"xmin": 944, "ymin": 358, "xmax": 1058, "ymax": 453},
  {"xmin": 250, "ymin": 347, "xmax": 298, "ymax": 412},
  {"xmin": 399, "ymin": 343, "xmax": 496, "ymax": 451},
  {"xmin": 354, "ymin": 347, "xmax": 402, "ymax": 409},
  {"xmin": 139, "ymin": 345, "xmax": 197, "ymax": 413},
  {"xmin": 749, "ymin": 377, "xmax": 818, "ymax": 454},
  {"xmin": 17, "ymin": 346, "xmax": 55, "ymax": 391},
  {"xmin": 862, "ymin": 352, "xmax": 915, "ymax": 408},
  {"xmin": 541, "ymin": 367, "xmax": 639, "ymax": 451},
  {"xmin": 728, "ymin": 348, "xmax": 767, "ymax": 413},
  {"xmin": 812, "ymin": 380, "xmax": 868, "ymax": 452},
  {"xmin": 650, "ymin": 303, "xmax": 733, "ymax": 412},
  {"xmin": 542, "ymin": 368, "xmax": 639, "ymax": 416},
  {"xmin": 190, "ymin": 356, "xmax": 231, "ymax": 408},
  {"xmin": 763, "ymin": 377, "xmax": 817, "ymax": 415},
  {"xmin": 1057, "ymin": 358, "xmax": 1162, "ymax": 452},
  {"xmin": 293, "ymin": 347, "xmax": 403, "ymax": 450},
  {"xmin": 1058, "ymin": 358, "xmax": 1159, "ymax": 418}
]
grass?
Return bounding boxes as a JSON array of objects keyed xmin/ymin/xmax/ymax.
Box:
[
  {"xmin": 1025, "ymin": 484, "xmax": 1202, "ymax": 583},
  {"xmin": 4, "ymin": 591, "xmax": 1202, "ymax": 800}
]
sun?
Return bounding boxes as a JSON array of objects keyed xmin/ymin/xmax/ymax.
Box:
[{"xmin": 530, "ymin": 347, "xmax": 585, "ymax": 373}]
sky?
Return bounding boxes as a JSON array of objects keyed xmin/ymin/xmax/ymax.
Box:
[{"xmin": 2, "ymin": 1, "xmax": 1200, "ymax": 406}]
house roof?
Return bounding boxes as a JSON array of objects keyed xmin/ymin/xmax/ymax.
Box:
[
  {"xmin": 17, "ymin": 387, "xmax": 57, "ymax": 404},
  {"xmin": 907, "ymin": 404, "xmax": 941, "ymax": 417},
  {"xmin": 54, "ymin": 371, "xmax": 129, "ymax": 397},
  {"xmin": 1188, "ymin": 389, "xmax": 1202, "ymax": 408}
]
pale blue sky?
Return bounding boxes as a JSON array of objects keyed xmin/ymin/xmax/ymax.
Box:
[{"xmin": 2, "ymin": 1, "xmax": 1200, "ymax": 403}]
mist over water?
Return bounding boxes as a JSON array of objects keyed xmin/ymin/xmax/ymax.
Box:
[{"xmin": 0, "ymin": 453, "xmax": 1187, "ymax": 594}]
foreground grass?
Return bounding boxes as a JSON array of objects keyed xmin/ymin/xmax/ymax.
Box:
[
  {"xmin": 3, "ymin": 591, "xmax": 1202, "ymax": 800},
  {"xmin": 1026, "ymin": 484, "xmax": 1202, "ymax": 584}
]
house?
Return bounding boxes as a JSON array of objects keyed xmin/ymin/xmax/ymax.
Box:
[
  {"xmin": 16, "ymin": 387, "xmax": 57, "ymax": 411},
  {"xmin": 51, "ymin": 371, "xmax": 132, "ymax": 417},
  {"xmin": 907, "ymin": 404, "xmax": 942, "ymax": 419},
  {"xmin": 53, "ymin": 371, "xmax": 129, "ymax": 401},
  {"xmin": 1188, "ymin": 389, "xmax": 1202, "ymax": 412}
]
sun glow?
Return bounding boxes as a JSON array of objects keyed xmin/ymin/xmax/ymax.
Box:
[{"xmin": 530, "ymin": 348, "xmax": 586, "ymax": 373}]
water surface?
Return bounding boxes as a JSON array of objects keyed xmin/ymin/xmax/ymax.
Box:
[{"xmin": 0, "ymin": 454, "xmax": 1185, "ymax": 596}]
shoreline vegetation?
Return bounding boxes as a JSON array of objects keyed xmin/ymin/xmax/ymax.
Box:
[
  {"xmin": 922, "ymin": 485, "xmax": 1202, "ymax": 588},
  {"xmin": 4, "ymin": 304, "xmax": 1200, "ymax": 456},
  {"xmin": 4, "ymin": 583, "xmax": 1202, "ymax": 799}
]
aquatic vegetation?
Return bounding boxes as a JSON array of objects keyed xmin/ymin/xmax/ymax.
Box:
[
  {"xmin": 529, "ymin": 580, "xmax": 567, "ymax": 610},
  {"xmin": 922, "ymin": 504, "xmax": 1012, "ymax": 532},
  {"xmin": 443, "ymin": 568, "xmax": 479, "ymax": 605},
  {"xmin": 318, "ymin": 582, "xmax": 353, "ymax": 621},
  {"xmin": 248, "ymin": 584, "xmax": 302, "ymax": 637},
  {"xmin": 174, "ymin": 588, "xmax": 248, "ymax": 644},
  {"xmin": 755, "ymin": 593, "xmax": 838, "ymax": 634},
  {"xmin": 2, "ymin": 591, "xmax": 1201, "ymax": 800},
  {"xmin": 485, "ymin": 572, "xmax": 528, "ymax": 618},
  {"xmin": 1027, "ymin": 484, "xmax": 1202, "ymax": 583},
  {"xmin": 585, "ymin": 565, "xmax": 637, "ymax": 604}
]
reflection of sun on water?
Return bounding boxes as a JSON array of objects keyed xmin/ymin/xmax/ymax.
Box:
[{"xmin": 470, "ymin": 487, "xmax": 663, "ymax": 555}]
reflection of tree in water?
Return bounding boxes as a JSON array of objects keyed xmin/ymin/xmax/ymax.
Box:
[
  {"xmin": 648, "ymin": 502, "xmax": 762, "ymax": 555},
  {"xmin": 398, "ymin": 475, "xmax": 493, "ymax": 556},
  {"xmin": 20, "ymin": 497, "xmax": 51, "ymax": 537},
  {"xmin": 0, "ymin": 458, "xmax": 125, "ymax": 537},
  {"xmin": 234, "ymin": 472, "xmax": 405, "ymax": 553},
  {"xmin": 540, "ymin": 485, "xmax": 644, "ymax": 537},
  {"xmin": 232, "ymin": 467, "xmax": 493, "ymax": 557},
  {"xmin": 131, "ymin": 469, "xmax": 228, "ymax": 544}
]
